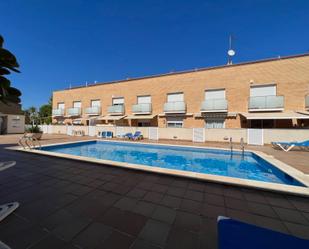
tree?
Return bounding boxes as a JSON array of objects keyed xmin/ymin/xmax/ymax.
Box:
[
  {"xmin": 39, "ymin": 104, "xmax": 52, "ymax": 124},
  {"xmin": 24, "ymin": 96, "xmax": 53, "ymax": 124},
  {"xmin": 24, "ymin": 106, "xmax": 39, "ymax": 125},
  {"xmin": 0, "ymin": 35, "xmax": 21, "ymax": 104}
]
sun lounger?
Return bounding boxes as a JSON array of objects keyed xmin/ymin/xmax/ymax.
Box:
[
  {"xmin": 0, "ymin": 240, "xmax": 11, "ymax": 249},
  {"xmin": 271, "ymin": 140, "xmax": 309, "ymax": 152},
  {"xmin": 97, "ymin": 131, "xmax": 107, "ymax": 138},
  {"xmin": 0, "ymin": 161, "xmax": 16, "ymax": 172},
  {"xmin": 217, "ymin": 216, "xmax": 309, "ymax": 249},
  {"xmin": 126, "ymin": 131, "xmax": 143, "ymax": 140},
  {"xmin": 106, "ymin": 131, "xmax": 113, "ymax": 138},
  {"xmin": 123, "ymin": 133, "xmax": 133, "ymax": 139},
  {"xmin": 0, "ymin": 202, "xmax": 19, "ymax": 222},
  {"xmin": 72, "ymin": 130, "xmax": 85, "ymax": 136},
  {"xmin": 97, "ymin": 131, "xmax": 113, "ymax": 138}
]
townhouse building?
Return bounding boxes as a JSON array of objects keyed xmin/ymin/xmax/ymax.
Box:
[{"xmin": 52, "ymin": 53, "xmax": 309, "ymax": 129}]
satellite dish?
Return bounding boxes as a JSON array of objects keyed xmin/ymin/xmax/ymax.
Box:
[{"xmin": 228, "ymin": 49, "xmax": 235, "ymax": 56}]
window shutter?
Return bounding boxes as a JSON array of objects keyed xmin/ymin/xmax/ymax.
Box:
[
  {"xmin": 167, "ymin": 93, "xmax": 184, "ymax": 102},
  {"xmin": 250, "ymin": 85, "xmax": 276, "ymax": 97},
  {"xmin": 205, "ymin": 89, "xmax": 225, "ymax": 99},
  {"xmin": 113, "ymin": 98, "xmax": 124, "ymax": 105},
  {"xmin": 137, "ymin": 96, "xmax": 151, "ymax": 104}
]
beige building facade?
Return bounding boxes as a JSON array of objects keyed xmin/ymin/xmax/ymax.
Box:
[{"xmin": 52, "ymin": 54, "xmax": 309, "ymax": 129}]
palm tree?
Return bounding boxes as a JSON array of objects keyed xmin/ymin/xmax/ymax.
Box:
[
  {"xmin": 0, "ymin": 35, "xmax": 21, "ymax": 222},
  {"xmin": 0, "ymin": 35, "xmax": 21, "ymax": 104}
]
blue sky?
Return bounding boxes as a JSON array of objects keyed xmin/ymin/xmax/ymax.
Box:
[{"xmin": 1, "ymin": 0, "xmax": 309, "ymax": 109}]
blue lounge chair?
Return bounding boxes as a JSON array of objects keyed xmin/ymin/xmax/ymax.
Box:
[
  {"xmin": 97, "ymin": 131, "xmax": 107, "ymax": 138},
  {"xmin": 126, "ymin": 131, "xmax": 143, "ymax": 140},
  {"xmin": 97, "ymin": 131, "xmax": 113, "ymax": 139},
  {"xmin": 218, "ymin": 216, "xmax": 309, "ymax": 249},
  {"xmin": 271, "ymin": 140, "xmax": 309, "ymax": 152},
  {"xmin": 106, "ymin": 131, "xmax": 113, "ymax": 138},
  {"xmin": 124, "ymin": 132, "xmax": 133, "ymax": 139}
]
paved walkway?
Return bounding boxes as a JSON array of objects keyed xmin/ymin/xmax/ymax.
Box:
[{"xmin": 0, "ymin": 134, "xmax": 308, "ymax": 248}]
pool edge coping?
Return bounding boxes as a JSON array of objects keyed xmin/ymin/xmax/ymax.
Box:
[{"xmin": 7, "ymin": 139, "xmax": 309, "ymax": 197}]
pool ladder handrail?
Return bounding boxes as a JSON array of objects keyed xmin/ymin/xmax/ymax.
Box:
[
  {"xmin": 240, "ymin": 137, "xmax": 245, "ymax": 156},
  {"xmin": 229, "ymin": 137, "xmax": 233, "ymax": 153},
  {"xmin": 18, "ymin": 134, "xmax": 41, "ymax": 150}
]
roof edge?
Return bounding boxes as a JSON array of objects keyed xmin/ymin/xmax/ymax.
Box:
[{"xmin": 54, "ymin": 52, "xmax": 309, "ymax": 92}]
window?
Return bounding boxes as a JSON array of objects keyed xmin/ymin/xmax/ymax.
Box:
[
  {"xmin": 166, "ymin": 117, "xmax": 183, "ymax": 128},
  {"xmin": 167, "ymin": 93, "xmax": 184, "ymax": 102},
  {"xmin": 137, "ymin": 95, "xmax": 151, "ymax": 104},
  {"xmin": 250, "ymin": 84, "xmax": 276, "ymax": 97},
  {"xmin": 91, "ymin": 100, "xmax": 101, "ymax": 107},
  {"xmin": 73, "ymin": 101, "xmax": 81, "ymax": 108},
  {"xmin": 112, "ymin": 97, "xmax": 124, "ymax": 105},
  {"xmin": 205, "ymin": 118, "xmax": 225, "ymax": 129},
  {"xmin": 138, "ymin": 120, "xmax": 151, "ymax": 127},
  {"xmin": 205, "ymin": 89, "xmax": 225, "ymax": 99},
  {"xmin": 250, "ymin": 120, "xmax": 274, "ymax": 128},
  {"xmin": 57, "ymin": 102, "xmax": 65, "ymax": 109}
]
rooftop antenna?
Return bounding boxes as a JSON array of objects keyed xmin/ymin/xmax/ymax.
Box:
[{"xmin": 227, "ymin": 34, "xmax": 235, "ymax": 65}]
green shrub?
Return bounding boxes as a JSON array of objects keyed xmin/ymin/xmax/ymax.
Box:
[{"xmin": 26, "ymin": 125, "xmax": 42, "ymax": 133}]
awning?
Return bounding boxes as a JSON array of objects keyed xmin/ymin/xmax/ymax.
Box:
[
  {"xmin": 85, "ymin": 116, "xmax": 98, "ymax": 120},
  {"xmin": 158, "ymin": 113, "xmax": 193, "ymax": 117},
  {"xmin": 125, "ymin": 115, "xmax": 157, "ymax": 120},
  {"xmin": 194, "ymin": 112, "xmax": 237, "ymax": 118},
  {"xmin": 72, "ymin": 118, "xmax": 83, "ymax": 124},
  {"xmin": 97, "ymin": 115, "xmax": 126, "ymax": 121},
  {"xmin": 240, "ymin": 111, "xmax": 309, "ymax": 120}
]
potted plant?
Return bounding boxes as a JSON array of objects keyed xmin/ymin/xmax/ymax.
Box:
[{"xmin": 25, "ymin": 125, "xmax": 43, "ymax": 140}]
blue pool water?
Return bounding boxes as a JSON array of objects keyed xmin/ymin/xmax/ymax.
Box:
[{"xmin": 41, "ymin": 140, "xmax": 304, "ymax": 186}]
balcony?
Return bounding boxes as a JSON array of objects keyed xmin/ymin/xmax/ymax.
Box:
[
  {"xmin": 52, "ymin": 109, "xmax": 64, "ymax": 117},
  {"xmin": 132, "ymin": 103, "xmax": 152, "ymax": 114},
  {"xmin": 306, "ymin": 96, "xmax": 309, "ymax": 110},
  {"xmin": 107, "ymin": 105, "xmax": 125, "ymax": 115},
  {"xmin": 67, "ymin": 107, "xmax": 81, "ymax": 117},
  {"xmin": 249, "ymin": 96, "xmax": 284, "ymax": 112},
  {"xmin": 85, "ymin": 106, "xmax": 101, "ymax": 115},
  {"xmin": 163, "ymin": 101, "xmax": 186, "ymax": 114},
  {"xmin": 201, "ymin": 99, "xmax": 228, "ymax": 113}
]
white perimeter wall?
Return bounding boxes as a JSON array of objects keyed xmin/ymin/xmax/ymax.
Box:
[{"xmin": 38, "ymin": 125, "xmax": 309, "ymax": 145}]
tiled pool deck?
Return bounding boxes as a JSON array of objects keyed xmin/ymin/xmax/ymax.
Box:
[{"xmin": 0, "ymin": 134, "xmax": 309, "ymax": 248}]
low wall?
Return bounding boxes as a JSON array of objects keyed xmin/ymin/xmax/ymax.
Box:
[
  {"xmin": 38, "ymin": 125, "xmax": 309, "ymax": 145},
  {"xmin": 159, "ymin": 128, "xmax": 193, "ymax": 140},
  {"xmin": 52, "ymin": 125, "xmax": 67, "ymax": 134},
  {"xmin": 263, "ymin": 129, "xmax": 309, "ymax": 144},
  {"xmin": 204, "ymin": 129, "xmax": 247, "ymax": 143}
]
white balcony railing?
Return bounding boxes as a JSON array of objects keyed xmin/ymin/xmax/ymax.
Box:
[
  {"xmin": 249, "ymin": 96, "xmax": 284, "ymax": 111},
  {"xmin": 52, "ymin": 109, "xmax": 64, "ymax": 117},
  {"xmin": 67, "ymin": 107, "xmax": 81, "ymax": 116},
  {"xmin": 132, "ymin": 103, "xmax": 152, "ymax": 114},
  {"xmin": 85, "ymin": 106, "xmax": 101, "ymax": 115},
  {"xmin": 201, "ymin": 99, "xmax": 228, "ymax": 112},
  {"xmin": 107, "ymin": 105, "xmax": 125, "ymax": 115},
  {"xmin": 306, "ymin": 96, "xmax": 309, "ymax": 109},
  {"xmin": 163, "ymin": 101, "xmax": 186, "ymax": 113}
]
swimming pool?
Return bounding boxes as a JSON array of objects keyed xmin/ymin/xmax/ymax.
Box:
[{"xmin": 40, "ymin": 140, "xmax": 304, "ymax": 187}]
